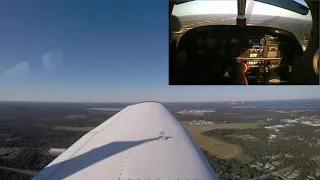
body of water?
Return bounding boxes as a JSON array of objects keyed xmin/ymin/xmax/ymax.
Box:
[{"xmin": 243, "ymin": 99, "xmax": 320, "ymax": 109}]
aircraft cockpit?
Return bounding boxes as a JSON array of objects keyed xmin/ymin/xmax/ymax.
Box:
[{"xmin": 169, "ymin": 0, "xmax": 319, "ymax": 85}]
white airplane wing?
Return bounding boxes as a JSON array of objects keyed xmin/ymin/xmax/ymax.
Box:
[{"xmin": 33, "ymin": 101, "xmax": 218, "ymax": 180}]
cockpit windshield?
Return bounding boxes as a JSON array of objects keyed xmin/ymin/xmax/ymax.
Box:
[
  {"xmin": 172, "ymin": 0, "xmax": 312, "ymax": 51},
  {"xmin": 172, "ymin": 1, "xmax": 237, "ymax": 40}
]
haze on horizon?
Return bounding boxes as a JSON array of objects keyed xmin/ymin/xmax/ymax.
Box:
[
  {"xmin": 1, "ymin": 86, "xmax": 319, "ymax": 103},
  {"xmin": 1, "ymin": 97, "xmax": 320, "ymax": 104}
]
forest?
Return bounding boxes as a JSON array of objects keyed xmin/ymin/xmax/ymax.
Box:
[{"xmin": 202, "ymin": 123, "xmax": 320, "ymax": 179}]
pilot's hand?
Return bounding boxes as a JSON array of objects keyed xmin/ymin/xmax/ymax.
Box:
[
  {"xmin": 235, "ymin": 62, "xmax": 248, "ymax": 74},
  {"xmin": 234, "ymin": 62, "xmax": 248, "ymax": 85}
]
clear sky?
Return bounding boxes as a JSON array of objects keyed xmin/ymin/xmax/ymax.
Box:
[
  {"xmin": 173, "ymin": 0, "xmax": 312, "ymax": 21},
  {"xmin": 0, "ymin": 0, "xmax": 319, "ymax": 102}
]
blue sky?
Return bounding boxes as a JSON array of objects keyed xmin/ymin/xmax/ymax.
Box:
[{"xmin": 0, "ymin": 0, "xmax": 319, "ymax": 102}]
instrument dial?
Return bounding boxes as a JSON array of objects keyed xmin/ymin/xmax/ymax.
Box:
[
  {"xmin": 218, "ymin": 49, "xmax": 228, "ymax": 57},
  {"xmin": 221, "ymin": 38, "xmax": 228, "ymax": 45},
  {"xmin": 197, "ymin": 37, "xmax": 204, "ymax": 45}
]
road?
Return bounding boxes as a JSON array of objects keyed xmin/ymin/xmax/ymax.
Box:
[{"xmin": 0, "ymin": 166, "xmax": 37, "ymax": 176}]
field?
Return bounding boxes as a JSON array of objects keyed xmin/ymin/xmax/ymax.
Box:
[
  {"xmin": 182, "ymin": 122, "xmax": 262, "ymax": 131},
  {"xmin": 181, "ymin": 121, "xmax": 263, "ymax": 163}
]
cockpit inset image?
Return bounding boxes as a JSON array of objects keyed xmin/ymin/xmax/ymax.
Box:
[{"xmin": 169, "ymin": 0, "xmax": 319, "ymax": 85}]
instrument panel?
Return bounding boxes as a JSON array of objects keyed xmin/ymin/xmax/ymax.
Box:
[
  {"xmin": 238, "ymin": 34, "xmax": 281, "ymax": 68},
  {"xmin": 177, "ymin": 25, "xmax": 303, "ymax": 84}
]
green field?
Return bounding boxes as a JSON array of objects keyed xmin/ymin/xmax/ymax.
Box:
[
  {"xmin": 181, "ymin": 121, "xmax": 263, "ymax": 163},
  {"xmin": 182, "ymin": 122, "xmax": 262, "ymax": 131}
]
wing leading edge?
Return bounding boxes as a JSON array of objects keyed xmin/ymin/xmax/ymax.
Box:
[{"xmin": 33, "ymin": 101, "xmax": 218, "ymax": 180}]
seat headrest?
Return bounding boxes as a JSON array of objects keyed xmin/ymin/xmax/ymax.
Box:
[{"xmin": 170, "ymin": 15, "xmax": 182, "ymax": 32}]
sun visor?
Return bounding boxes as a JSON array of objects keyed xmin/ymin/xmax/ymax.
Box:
[{"xmin": 255, "ymin": 0, "xmax": 309, "ymax": 15}]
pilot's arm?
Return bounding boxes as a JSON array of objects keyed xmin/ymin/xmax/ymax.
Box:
[{"xmin": 234, "ymin": 63, "xmax": 248, "ymax": 85}]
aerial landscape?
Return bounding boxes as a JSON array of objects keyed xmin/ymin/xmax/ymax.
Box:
[{"xmin": 0, "ymin": 99, "xmax": 320, "ymax": 180}]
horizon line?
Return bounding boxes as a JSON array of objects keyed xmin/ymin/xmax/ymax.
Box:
[{"xmin": 0, "ymin": 97, "xmax": 319, "ymax": 104}]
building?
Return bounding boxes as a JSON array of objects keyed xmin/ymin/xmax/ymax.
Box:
[
  {"xmin": 48, "ymin": 148, "xmax": 66, "ymax": 155},
  {"xmin": 311, "ymin": 156, "xmax": 320, "ymax": 166}
]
